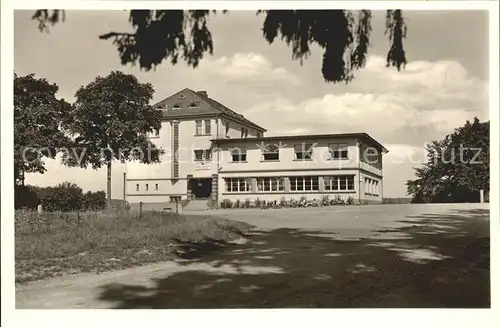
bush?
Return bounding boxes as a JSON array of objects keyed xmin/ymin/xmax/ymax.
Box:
[
  {"xmin": 83, "ymin": 191, "xmax": 106, "ymax": 211},
  {"xmin": 244, "ymin": 198, "xmax": 251, "ymax": 208},
  {"xmin": 255, "ymin": 198, "xmax": 262, "ymax": 207},
  {"xmin": 15, "ymin": 182, "xmax": 107, "ymax": 212},
  {"xmin": 280, "ymin": 197, "xmax": 287, "ymax": 207},
  {"xmin": 221, "ymin": 199, "xmax": 232, "ymax": 209},
  {"xmin": 15, "ymin": 185, "xmax": 39, "ymax": 210},
  {"xmin": 346, "ymin": 196, "xmax": 355, "ymax": 205},
  {"xmin": 235, "ymin": 199, "xmax": 241, "ymax": 208}
]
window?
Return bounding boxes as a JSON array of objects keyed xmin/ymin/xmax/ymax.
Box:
[
  {"xmin": 145, "ymin": 184, "xmax": 149, "ymax": 191},
  {"xmin": 195, "ymin": 120, "xmax": 202, "ymax": 135},
  {"xmin": 225, "ymin": 178, "xmax": 251, "ymax": 192},
  {"xmin": 155, "ymin": 183, "xmax": 159, "ymax": 191},
  {"xmin": 230, "ymin": 147, "xmax": 247, "ymax": 162},
  {"xmin": 294, "ymin": 143, "xmax": 314, "ymax": 160},
  {"xmin": 241, "ymin": 127, "xmax": 245, "ymax": 138},
  {"xmin": 194, "ymin": 149, "xmax": 212, "ymax": 161},
  {"xmin": 205, "ymin": 120, "xmax": 211, "ymax": 135},
  {"xmin": 262, "ymin": 144, "xmax": 280, "ymax": 161},
  {"xmin": 194, "ymin": 150, "xmax": 204, "ymax": 161},
  {"xmin": 225, "ymin": 122, "xmax": 230, "ymax": 136},
  {"xmin": 136, "ymin": 184, "xmax": 139, "ymax": 191},
  {"xmin": 324, "ymin": 175, "xmax": 355, "ymax": 191},
  {"xmin": 289, "ymin": 176, "xmax": 319, "ymax": 192},
  {"xmin": 329, "ymin": 143, "xmax": 348, "ymax": 160},
  {"xmin": 257, "ymin": 132, "xmax": 262, "ymax": 138},
  {"xmin": 256, "ymin": 177, "xmax": 285, "ymax": 192},
  {"xmin": 172, "ymin": 104, "xmax": 181, "ymax": 110},
  {"xmin": 188, "ymin": 101, "xmax": 198, "ymax": 108},
  {"xmin": 244, "ymin": 128, "xmax": 248, "ymax": 138}
]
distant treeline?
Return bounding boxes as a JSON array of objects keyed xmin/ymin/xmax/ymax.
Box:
[{"xmin": 15, "ymin": 182, "xmax": 106, "ymax": 212}]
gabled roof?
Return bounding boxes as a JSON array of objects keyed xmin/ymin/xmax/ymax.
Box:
[{"xmin": 152, "ymin": 88, "xmax": 266, "ymax": 132}]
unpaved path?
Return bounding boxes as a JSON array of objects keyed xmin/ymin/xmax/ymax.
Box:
[{"xmin": 16, "ymin": 203, "xmax": 489, "ymax": 309}]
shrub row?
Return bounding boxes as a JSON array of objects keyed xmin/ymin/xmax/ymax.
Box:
[
  {"xmin": 15, "ymin": 182, "xmax": 106, "ymax": 212},
  {"xmin": 220, "ymin": 195, "xmax": 355, "ymax": 209}
]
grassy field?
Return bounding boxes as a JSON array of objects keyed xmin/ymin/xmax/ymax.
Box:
[{"xmin": 15, "ymin": 210, "xmax": 253, "ymax": 284}]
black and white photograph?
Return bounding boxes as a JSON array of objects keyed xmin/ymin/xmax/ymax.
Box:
[{"xmin": 1, "ymin": 0, "xmax": 498, "ymax": 325}]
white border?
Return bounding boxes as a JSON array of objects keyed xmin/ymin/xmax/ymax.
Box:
[{"xmin": 2, "ymin": 1, "xmax": 499, "ymax": 327}]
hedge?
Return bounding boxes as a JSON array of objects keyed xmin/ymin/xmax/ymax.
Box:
[{"xmin": 15, "ymin": 182, "xmax": 106, "ymax": 212}]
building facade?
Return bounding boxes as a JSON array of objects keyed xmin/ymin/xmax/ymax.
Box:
[{"xmin": 124, "ymin": 88, "xmax": 388, "ymax": 210}]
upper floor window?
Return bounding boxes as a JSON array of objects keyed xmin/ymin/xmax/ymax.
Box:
[
  {"xmin": 257, "ymin": 132, "xmax": 262, "ymax": 138},
  {"xmin": 136, "ymin": 184, "xmax": 139, "ymax": 191},
  {"xmin": 329, "ymin": 143, "xmax": 348, "ymax": 160},
  {"xmin": 241, "ymin": 127, "xmax": 245, "ymax": 138},
  {"xmin": 294, "ymin": 143, "xmax": 314, "ymax": 160},
  {"xmin": 225, "ymin": 121, "xmax": 230, "ymax": 137},
  {"xmin": 205, "ymin": 120, "xmax": 211, "ymax": 135},
  {"xmin": 172, "ymin": 104, "xmax": 181, "ymax": 110},
  {"xmin": 262, "ymin": 144, "xmax": 280, "ymax": 161},
  {"xmin": 364, "ymin": 147, "xmax": 380, "ymax": 168},
  {"xmin": 230, "ymin": 147, "xmax": 247, "ymax": 162},
  {"xmin": 145, "ymin": 184, "xmax": 149, "ymax": 191},
  {"xmin": 194, "ymin": 149, "xmax": 212, "ymax": 161},
  {"xmin": 155, "ymin": 183, "xmax": 159, "ymax": 191},
  {"xmin": 195, "ymin": 120, "xmax": 202, "ymax": 135}
]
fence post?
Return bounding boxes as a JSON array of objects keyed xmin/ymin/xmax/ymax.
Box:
[
  {"xmin": 37, "ymin": 204, "xmax": 43, "ymax": 215},
  {"xmin": 480, "ymin": 189, "xmax": 485, "ymax": 203},
  {"xmin": 139, "ymin": 201, "xmax": 143, "ymax": 218}
]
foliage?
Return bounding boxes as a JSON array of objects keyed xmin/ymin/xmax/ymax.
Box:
[
  {"xmin": 31, "ymin": 9, "xmax": 407, "ymax": 83},
  {"xmin": 83, "ymin": 191, "xmax": 107, "ymax": 211},
  {"xmin": 406, "ymin": 117, "xmax": 489, "ymax": 203},
  {"xmin": 14, "ymin": 73, "xmax": 71, "ymax": 185},
  {"xmin": 61, "ymin": 70, "xmax": 164, "ymax": 205},
  {"xmin": 15, "ymin": 182, "xmax": 107, "ymax": 211}
]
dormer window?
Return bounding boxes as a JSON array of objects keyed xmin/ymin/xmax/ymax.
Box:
[
  {"xmin": 188, "ymin": 101, "xmax": 198, "ymax": 109},
  {"xmin": 172, "ymin": 104, "xmax": 181, "ymax": 110}
]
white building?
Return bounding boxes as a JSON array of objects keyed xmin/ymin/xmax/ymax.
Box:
[{"xmin": 124, "ymin": 88, "xmax": 388, "ymax": 210}]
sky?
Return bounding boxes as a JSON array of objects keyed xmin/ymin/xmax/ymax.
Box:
[{"xmin": 14, "ymin": 9, "xmax": 489, "ymax": 198}]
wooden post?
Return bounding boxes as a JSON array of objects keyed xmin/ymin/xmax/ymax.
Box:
[
  {"xmin": 37, "ymin": 204, "xmax": 43, "ymax": 214},
  {"xmin": 139, "ymin": 201, "xmax": 143, "ymax": 218},
  {"xmin": 123, "ymin": 172, "xmax": 126, "ymax": 202},
  {"xmin": 480, "ymin": 189, "xmax": 485, "ymax": 203}
]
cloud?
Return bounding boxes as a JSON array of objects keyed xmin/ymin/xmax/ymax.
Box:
[
  {"xmin": 205, "ymin": 52, "xmax": 301, "ymax": 86},
  {"xmin": 243, "ymin": 55, "xmax": 488, "ymax": 145}
]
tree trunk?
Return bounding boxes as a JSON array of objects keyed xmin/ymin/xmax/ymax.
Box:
[{"xmin": 107, "ymin": 160, "xmax": 112, "ymax": 210}]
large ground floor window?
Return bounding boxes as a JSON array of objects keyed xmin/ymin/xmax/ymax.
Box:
[
  {"xmin": 324, "ymin": 175, "xmax": 355, "ymax": 191},
  {"xmin": 225, "ymin": 178, "xmax": 251, "ymax": 192},
  {"xmin": 290, "ymin": 176, "xmax": 319, "ymax": 192},
  {"xmin": 256, "ymin": 177, "xmax": 285, "ymax": 192}
]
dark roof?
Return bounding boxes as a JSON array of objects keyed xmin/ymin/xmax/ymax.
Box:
[
  {"xmin": 152, "ymin": 88, "xmax": 266, "ymax": 132},
  {"xmin": 211, "ymin": 132, "xmax": 389, "ymax": 153}
]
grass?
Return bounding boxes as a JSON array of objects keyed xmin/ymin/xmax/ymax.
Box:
[{"xmin": 15, "ymin": 210, "xmax": 254, "ymax": 284}]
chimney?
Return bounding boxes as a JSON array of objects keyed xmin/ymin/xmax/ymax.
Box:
[{"xmin": 197, "ymin": 90, "xmax": 207, "ymax": 97}]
